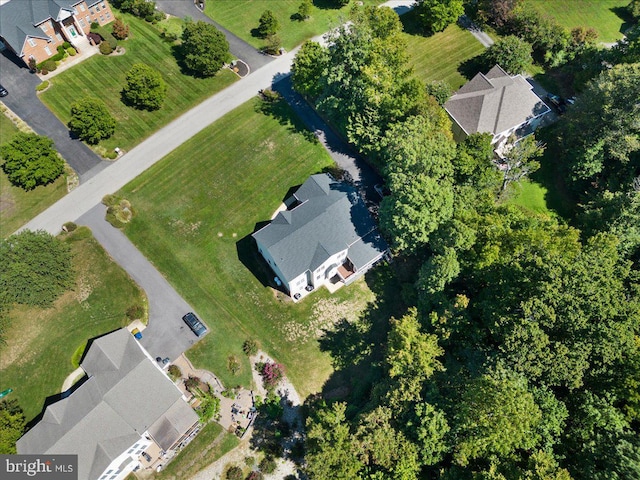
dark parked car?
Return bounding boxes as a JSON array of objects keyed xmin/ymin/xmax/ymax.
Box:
[
  {"xmin": 182, "ymin": 312, "xmax": 207, "ymax": 337},
  {"xmin": 0, "ymin": 84, "xmax": 8, "ymax": 97},
  {"xmin": 547, "ymin": 93, "xmax": 566, "ymax": 114}
]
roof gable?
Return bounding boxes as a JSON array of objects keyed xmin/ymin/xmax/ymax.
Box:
[{"xmin": 444, "ymin": 65, "xmax": 550, "ymax": 137}]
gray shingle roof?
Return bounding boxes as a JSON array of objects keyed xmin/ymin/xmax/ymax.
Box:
[
  {"xmin": 252, "ymin": 174, "xmax": 388, "ymax": 283},
  {"xmin": 0, "ymin": 0, "xmax": 76, "ymax": 57},
  {"xmin": 444, "ymin": 65, "xmax": 550, "ymax": 137},
  {"xmin": 17, "ymin": 329, "xmax": 199, "ymax": 480}
]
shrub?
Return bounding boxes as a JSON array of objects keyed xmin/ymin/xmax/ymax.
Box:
[
  {"xmin": 66, "ymin": 47, "xmax": 77, "ymax": 56},
  {"xmin": 41, "ymin": 69, "xmax": 49, "ymax": 75},
  {"xmin": 102, "ymin": 194, "xmax": 118, "ymax": 206},
  {"xmin": 258, "ymin": 362, "xmax": 285, "ymax": 391},
  {"xmin": 57, "ymin": 45, "xmax": 65, "ymax": 54},
  {"xmin": 28, "ymin": 57, "xmax": 37, "ymax": 72},
  {"xmin": 126, "ymin": 304, "xmax": 144, "ymax": 320},
  {"xmin": 425, "ymin": 80, "xmax": 452, "ymax": 105},
  {"xmin": 168, "ymin": 364, "xmax": 182, "ymax": 380},
  {"xmin": 246, "ymin": 472, "xmax": 263, "ymax": 480},
  {"xmin": 259, "ymin": 457, "xmax": 277, "ymax": 474},
  {"xmin": 184, "ymin": 376, "xmax": 201, "ymax": 392},
  {"xmin": 62, "ymin": 41, "xmax": 71, "ymax": 49},
  {"xmin": 62, "ymin": 221, "xmax": 78, "ymax": 232},
  {"xmin": 198, "ymin": 393, "xmax": 221, "ymax": 421},
  {"xmin": 112, "ymin": 17, "xmax": 130, "ymax": 40},
  {"xmin": 90, "ymin": 21, "xmax": 100, "ymax": 30},
  {"xmin": 298, "ymin": 0, "xmax": 313, "ymax": 20},
  {"xmin": 242, "ymin": 339, "xmax": 259, "ymax": 356},
  {"xmin": 225, "ymin": 465, "xmax": 243, "ymax": 480},
  {"xmin": 43, "ymin": 59, "xmax": 57, "ymax": 72},
  {"xmin": 68, "ymin": 97, "xmax": 116, "ymax": 144},
  {"xmin": 264, "ymin": 34, "xmax": 282, "ymax": 55},
  {"xmin": 105, "ymin": 150, "xmax": 118, "ymax": 160},
  {"xmin": 227, "ymin": 355, "xmax": 241, "ymax": 375},
  {"xmin": 35, "ymin": 81, "xmax": 49, "ymax": 92},
  {"xmin": 99, "ymin": 41, "xmax": 113, "ymax": 55}
]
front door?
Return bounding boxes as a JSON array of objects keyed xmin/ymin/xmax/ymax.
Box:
[{"xmin": 69, "ymin": 26, "xmax": 77, "ymax": 37}]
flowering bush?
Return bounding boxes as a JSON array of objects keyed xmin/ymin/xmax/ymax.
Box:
[{"xmin": 258, "ymin": 362, "xmax": 285, "ymax": 391}]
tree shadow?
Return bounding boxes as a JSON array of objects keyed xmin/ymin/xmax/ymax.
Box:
[
  {"xmin": 250, "ymin": 27, "xmax": 264, "ymax": 39},
  {"xmin": 399, "ymin": 8, "xmax": 432, "ymax": 37},
  {"xmin": 458, "ymin": 54, "xmax": 486, "ymax": 80},
  {"xmin": 610, "ymin": 6, "xmax": 635, "ymax": 34},
  {"xmin": 313, "ymin": 0, "xmax": 343, "ymax": 11},
  {"xmin": 253, "ymin": 91, "xmax": 319, "ymax": 144}
]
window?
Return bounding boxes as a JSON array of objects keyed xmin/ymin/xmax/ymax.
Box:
[
  {"xmin": 41, "ymin": 23, "xmax": 48, "ymax": 32},
  {"xmin": 79, "ymin": 19, "xmax": 85, "ymax": 27},
  {"xmin": 73, "ymin": 8, "xmax": 78, "ymax": 14},
  {"xmin": 86, "ymin": 15, "xmax": 90, "ymax": 23},
  {"xmin": 28, "ymin": 38, "xmax": 36, "ymax": 47},
  {"xmin": 106, "ymin": 12, "xmax": 111, "ymax": 19},
  {"xmin": 90, "ymin": 7, "xmax": 95, "ymax": 14},
  {"xmin": 44, "ymin": 46, "xmax": 52, "ymax": 55},
  {"xmin": 101, "ymin": 2, "xmax": 107, "ymax": 9},
  {"xmin": 96, "ymin": 4, "xmax": 100, "ymax": 11},
  {"xmin": 99, "ymin": 14, "xmax": 104, "ymax": 22},
  {"xmin": 56, "ymin": 33, "xmax": 63, "ymax": 42},
  {"xmin": 80, "ymin": 4, "xmax": 85, "ymax": 11}
]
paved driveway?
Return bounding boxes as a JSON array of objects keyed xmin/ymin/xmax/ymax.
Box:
[
  {"xmin": 155, "ymin": 0, "xmax": 273, "ymax": 73},
  {"xmin": 77, "ymin": 203, "xmax": 204, "ymax": 362},
  {"xmin": 0, "ymin": 50, "xmax": 107, "ymax": 180},
  {"xmin": 273, "ymin": 76, "xmax": 382, "ymax": 203}
]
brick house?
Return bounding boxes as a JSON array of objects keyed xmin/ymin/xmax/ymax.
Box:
[{"xmin": 0, "ymin": 0, "xmax": 115, "ymax": 66}]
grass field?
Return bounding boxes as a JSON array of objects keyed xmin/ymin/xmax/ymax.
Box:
[
  {"xmin": 0, "ymin": 113, "xmax": 67, "ymax": 238},
  {"xmin": 39, "ymin": 12, "xmax": 237, "ymax": 154},
  {"xmin": 0, "ymin": 227, "xmax": 147, "ymax": 422},
  {"xmin": 204, "ymin": 0, "xmax": 384, "ymax": 51},
  {"xmin": 119, "ymin": 97, "xmax": 377, "ymax": 397},
  {"xmin": 154, "ymin": 423, "xmax": 239, "ymax": 480},
  {"xmin": 402, "ymin": 15, "xmax": 486, "ymax": 89},
  {"xmin": 505, "ymin": 179, "xmax": 555, "ymax": 217},
  {"xmin": 527, "ymin": 0, "xmax": 630, "ymax": 43}
]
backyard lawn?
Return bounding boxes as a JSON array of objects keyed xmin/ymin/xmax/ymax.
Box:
[
  {"xmin": 527, "ymin": 0, "xmax": 630, "ymax": 43},
  {"xmin": 204, "ymin": 0, "xmax": 384, "ymax": 51},
  {"xmin": 119, "ymin": 97, "xmax": 377, "ymax": 397},
  {"xmin": 0, "ymin": 112, "xmax": 67, "ymax": 238},
  {"xmin": 402, "ymin": 19, "xmax": 486, "ymax": 89},
  {"xmin": 505, "ymin": 179, "xmax": 555, "ymax": 217},
  {"xmin": 154, "ymin": 422, "xmax": 239, "ymax": 480},
  {"xmin": 39, "ymin": 12, "xmax": 237, "ymax": 154},
  {"xmin": 0, "ymin": 227, "xmax": 147, "ymax": 422}
]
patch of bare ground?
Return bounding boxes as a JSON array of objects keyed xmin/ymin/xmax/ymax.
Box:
[{"xmin": 0, "ymin": 191, "xmax": 16, "ymax": 217}]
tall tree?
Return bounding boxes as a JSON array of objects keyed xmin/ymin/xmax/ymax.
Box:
[
  {"xmin": 68, "ymin": 97, "xmax": 116, "ymax": 144},
  {"xmin": 0, "ymin": 132, "xmax": 65, "ymax": 190},
  {"xmin": 483, "ymin": 35, "xmax": 533, "ymax": 74},
  {"xmin": 181, "ymin": 21, "xmax": 231, "ymax": 77},
  {"xmin": 0, "ymin": 400, "xmax": 26, "ymax": 454},
  {"xmin": 499, "ymin": 134, "xmax": 545, "ymax": 193},
  {"xmin": 416, "ymin": 0, "xmax": 464, "ymax": 33},
  {"xmin": 291, "ymin": 41, "xmax": 328, "ymax": 98},
  {"xmin": 258, "ymin": 10, "xmax": 279, "ymax": 38}
]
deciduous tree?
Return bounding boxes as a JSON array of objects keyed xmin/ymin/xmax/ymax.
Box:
[
  {"xmin": 291, "ymin": 41, "xmax": 328, "ymax": 98},
  {"xmin": 416, "ymin": 0, "xmax": 464, "ymax": 33},
  {"xmin": 181, "ymin": 21, "xmax": 231, "ymax": 77},
  {"xmin": 258, "ymin": 10, "xmax": 279, "ymax": 38},
  {"xmin": 121, "ymin": 63, "xmax": 167, "ymax": 110},
  {"xmin": 68, "ymin": 97, "xmax": 116, "ymax": 144},
  {"xmin": 483, "ymin": 35, "xmax": 533, "ymax": 74},
  {"xmin": 0, "ymin": 132, "xmax": 64, "ymax": 190},
  {"xmin": 0, "ymin": 400, "xmax": 25, "ymax": 454}
]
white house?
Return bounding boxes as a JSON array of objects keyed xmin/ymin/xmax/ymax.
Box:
[
  {"xmin": 17, "ymin": 329, "xmax": 200, "ymax": 480},
  {"xmin": 252, "ymin": 174, "xmax": 389, "ymax": 301},
  {"xmin": 444, "ymin": 65, "xmax": 551, "ymax": 150}
]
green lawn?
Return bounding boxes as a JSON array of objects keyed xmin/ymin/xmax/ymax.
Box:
[
  {"xmin": 39, "ymin": 12, "xmax": 237, "ymax": 154},
  {"xmin": 204, "ymin": 0, "xmax": 384, "ymax": 51},
  {"xmin": 402, "ymin": 14, "xmax": 486, "ymax": 89},
  {"xmin": 527, "ymin": 0, "xmax": 630, "ymax": 43},
  {"xmin": 119, "ymin": 97, "xmax": 376, "ymax": 397},
  {"xmin": 0, "ymin": 113, "xmax": 67, "ymax": 238},
  {"xmin": 0, "ymin": 227, "xmax": 147, "ymax": 421},
  {"xmin": 154, "ymin": 422, "xmax": 239, "ymax": 480},
  {"xmin": 506, "ymin": 179, "xmax": 555, "ymax": 217}
]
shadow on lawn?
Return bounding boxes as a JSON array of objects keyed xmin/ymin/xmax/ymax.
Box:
[{"xmin": 610, "ymin": 6, "xmax": 635, "ymax": 35}]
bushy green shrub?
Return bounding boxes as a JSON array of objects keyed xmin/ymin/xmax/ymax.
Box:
[
  {"xmin": 99, "ymin": 41, "xmax": 113, "ymax": 55},
  {"xmin": 126, "ymin": 304, "xmax": 144, "ymax": 320},
  {"xmin": 63, "ymin": 222, "xmax": 78, "ymax": 233},
  {"xmin": 66, "ymin": 47, "xmax": 77, "ymax": 56},
  {"xmin": 259, "ymin": 457, "xmax": 276, "ymax": 474},
  {"xmin": 91, "ymin": 21, "xmax": 100, "ymax": 30},
  {"xmin": 225, "ymin": 465, "xmax": 243, "ymax": 480},
  {"xmin": 62, "ymin": 41, "xmax": 71, "ymax": 49}
]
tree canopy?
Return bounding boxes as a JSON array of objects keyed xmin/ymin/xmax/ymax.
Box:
[
  {"xmin": 0, "ymin": 400, "xmax": 25, "ymax": 454},
  {"xmin": 415, "ymin": 0, "xmax": 464, "ymax": 33},
  {"xmin": 181, "ymin": 21, "xmax": 231, "ymax": 77},
  {"xmin": 121, "ymin": 63, "xmax": 167, "ymax": 110},
  {"xmin": 0, "ymin": 132, "xmax": 65, "ymax": 190},
  {"xmin": 68, "ymin": 97, "xmax": 116, "ymax": 144}
]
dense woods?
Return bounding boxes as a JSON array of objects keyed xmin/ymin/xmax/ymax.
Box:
[{"xmin": 292, "ymin": 4, "xmax": 640, "ymax": 479}]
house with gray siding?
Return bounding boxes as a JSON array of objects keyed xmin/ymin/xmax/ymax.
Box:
[{"xmin": 253, "ymin": 174, "xmax": 389, "ymax": 301}]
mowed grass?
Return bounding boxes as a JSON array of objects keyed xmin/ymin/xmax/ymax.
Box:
[
  {"xmin": 154, "ymin": 422, "xmax": 239, "ymax": 480},
  {"xmin": 39, "ymin": 12, "xmax": 237, "ymax": 153},
  {"xmin": 527, "ymin": 0, "xmax": 630, "ymax": 43},
  {"xmin": 402, "ymin": 13, "xmax": 486, "ymax": 89},
  {"xmin": 506, "ymin": 179, "xmax": 554, "ymax": 217},
  {"xmin": 119, "ymin": 98, "xmax": 376, "ymax": 397},
  {"xmin": 0, "ymin": 227, "xmax": 147, "ymax": 422},
  {"xmin": 0, "ymin": 113, "xmax": 67, "ymax": 238},
  {"xmin": 205, "ymin": 0, "xmax": 384, "ymax": 51}
]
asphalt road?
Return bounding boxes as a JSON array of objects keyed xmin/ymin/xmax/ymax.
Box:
[
  {"xmin": 155, "ymin": 0, "xmax": 272, "ymax": 73},
  {"xmin": 0, "ymin": 50, "xmax": 107, "ymax": 179},
  {"xmin": 77, "ymin": 204, "xmax": 202, "ymax": 362}
]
